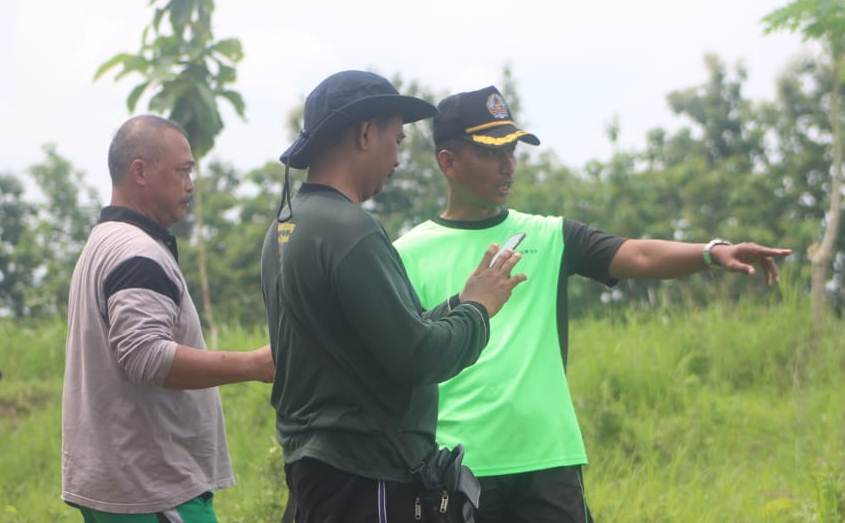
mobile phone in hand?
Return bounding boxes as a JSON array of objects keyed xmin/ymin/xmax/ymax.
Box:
[{"xmin": 489, "ymin": 232, "xmax": 526, "ymax": 267}]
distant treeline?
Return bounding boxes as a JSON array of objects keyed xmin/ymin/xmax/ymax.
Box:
[{"xmin": 1, "ymin": 55, "xmax": 838, "ymax": 324}]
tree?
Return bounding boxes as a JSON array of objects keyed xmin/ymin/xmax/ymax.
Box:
[
  {"xmin": 764, "ymin": 0, "xmax": 845, "ymax": 325},
  {"xmin": 0, "ymin": 173, "xmax": 36, "ymax": 317},
  {"xmin": 95, "ymin": 0, "xmax": 247, "ymax": 346},
  {"xmin": 174, "ymin": 160, "xmax": 281, "ymax": 327},
  {"xmin": 759, "ymin": 55, "xmax": 838, "ymax": 296},
  {"xmin": 27, "ymin": 146, "xmax": 101, "ymax": 316}
]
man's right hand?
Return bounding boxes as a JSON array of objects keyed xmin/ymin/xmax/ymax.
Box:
[{"xmin": 460, "ymin": 244, "xmax": 527, "ymax": 317}]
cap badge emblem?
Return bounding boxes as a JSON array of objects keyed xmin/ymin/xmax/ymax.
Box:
[{"xmin": 486, "ymin": 94, "xmax": 509, "ymax": 119}]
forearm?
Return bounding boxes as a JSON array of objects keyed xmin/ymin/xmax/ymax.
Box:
[
  {"xmin": 410, "ymin": 302, "xmax": 489, "ymax": 384},
  {"xmin": 164, "ymin": 345, "xmax": 264, "ymax": 389},
  {"xmin": 344, "ymin": 285, "xmax": 489, "ymax": 385},
  {"xmin": 609, "ymin": 239, "xmax": 708, "ymax": 279}
]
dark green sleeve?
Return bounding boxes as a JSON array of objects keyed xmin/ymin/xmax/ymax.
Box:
[
  {"xmin": 421, "ymin": 294, "xmax": 462, "ymax": 322},
  {"xmin": 333, "ymin": 232, "xmax": 490, "ymax": 386}
]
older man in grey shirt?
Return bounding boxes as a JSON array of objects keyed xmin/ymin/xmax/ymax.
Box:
[{"xmin": 62, "ymin": 115, "xmax": 274, "ymax": 522}]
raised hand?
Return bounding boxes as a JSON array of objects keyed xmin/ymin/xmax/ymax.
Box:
[{"xmin": 460, "ymin": 244, "xmax": 528, "ymax": 317}]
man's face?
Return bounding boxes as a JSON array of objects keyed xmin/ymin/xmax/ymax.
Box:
[
  {"xmin": 364, "ymin": 115, "xmax": 404, "ymax": 199},
  {"xmin": 445, "ymin": 141, "xmax": 517, "ymax": 208},
  {"xmin": 145, "ymin": 129, "xmax": 195, "ymax": 227}
]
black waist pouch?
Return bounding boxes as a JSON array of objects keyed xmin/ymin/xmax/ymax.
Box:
[{"xmin": 412, "ymin": 445, "xmax": 481, "ymax": 522}]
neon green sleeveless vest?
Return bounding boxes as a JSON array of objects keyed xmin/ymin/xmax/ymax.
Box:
[{"xmin": 395, "ymin": 210, "xmax": 587, "ymax": 476}]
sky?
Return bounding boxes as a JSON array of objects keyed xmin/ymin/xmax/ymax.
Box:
[{"xmin": 2, "ymin": 0, "xmax": 811, "ymax": 199}]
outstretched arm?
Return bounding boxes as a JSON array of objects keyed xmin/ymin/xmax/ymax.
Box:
[
  {"xmin": 609, "ymin": 239, "xmax": 792, "ymax": 285},
  {"xmin": 164, "ymin": 344, "xmax": 274, "ymax": 389}
]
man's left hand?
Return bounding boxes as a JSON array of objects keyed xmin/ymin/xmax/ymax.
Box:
[{"xmin": 710, "ymin": 243, "xmax": 793, "ymax": 285}]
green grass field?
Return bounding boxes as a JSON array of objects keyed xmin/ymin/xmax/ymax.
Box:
[{"xmin": 2, "ymin": 295, "xmax": 843, "ymax": 522}]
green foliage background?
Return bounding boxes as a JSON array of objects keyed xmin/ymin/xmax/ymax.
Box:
[{"xmin": 5, "ymin": 53, "xmax": 845, "ymax": 321}]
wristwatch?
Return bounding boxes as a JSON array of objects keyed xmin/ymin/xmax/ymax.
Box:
[{"xmin": 703, "ymin": 238, "xmax": 732, "ymax": 269}]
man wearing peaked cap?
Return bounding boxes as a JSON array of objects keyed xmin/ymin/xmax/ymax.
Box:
[
  {"xmin": 394, "ymin": 85, "xmax": 791, "ymax": 522},
  {"xmin": 432, "ymin": 86, "xmax": 540, "ymax": 149},
  {"xmin": 260, "ymin": 71, "xmax": 527, "ymax": 521}
]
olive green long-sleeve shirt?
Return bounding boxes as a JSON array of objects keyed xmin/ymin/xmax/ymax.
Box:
[{"xmin": 260, "ymin": 183, "xmax": 490, "ymax": 482}]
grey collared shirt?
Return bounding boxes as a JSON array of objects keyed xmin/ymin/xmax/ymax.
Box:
[{"xmin": 62, "ymin": 210, "xmax": 234, "ymax": 513}]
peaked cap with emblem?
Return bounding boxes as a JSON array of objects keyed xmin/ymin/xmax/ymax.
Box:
[{"xmin": 432, "ymin": 85, "xmax": 540, "ymax": 149}]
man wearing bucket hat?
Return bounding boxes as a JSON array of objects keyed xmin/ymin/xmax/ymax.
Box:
[
  {"xmin": 260, "ymin": 71, "xmax": 527, "ymax": 521},
  {"xmin": 394, "ymin": 86, "xmax": 792, "ymax": 522}
]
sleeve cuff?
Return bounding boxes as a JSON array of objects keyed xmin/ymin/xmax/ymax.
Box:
[
  {"xmin": 448, "ymin": 293, "xmax": 461, "ymax": 311},
  {"xmin": 152, "ymin": 341, "xmax": 178, "ymax": 385},
  {"xmin": 458, "ymin": 300, "xmax": 490, "ymax": 345}
]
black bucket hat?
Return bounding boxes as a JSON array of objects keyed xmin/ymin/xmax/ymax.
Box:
[
  {"xmin": 433, "ymin": 86, "xmax": 540, "ymax": 149},
  {"xmin": 280, "ymin": 70, "xmax": 438, "ymax": 169}
]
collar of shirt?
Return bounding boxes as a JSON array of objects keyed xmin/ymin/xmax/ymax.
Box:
[
  {"xmin": 98, "ymin": 206, "xmax": 179, "ymax": 261},
  {"xmin": 432, "ymin": 209, "xmax": 509, "ymax": 230}
]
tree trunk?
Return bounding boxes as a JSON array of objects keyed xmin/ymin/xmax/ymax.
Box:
[
  {"xmin": 193, "ymin": 161, "xmax": 218, "ymax": 349},
  {"xmin": 809, "ymin": 49, "xmax": 844, "ymax": 328}
]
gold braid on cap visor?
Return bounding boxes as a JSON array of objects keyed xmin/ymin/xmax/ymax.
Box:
[
  {"xmin": 470, "ymin": 130, "xmax": 529, "ymax": 146},
  {"xmin": 464, "ymin": 120, "xmax": 515, "ymax": 133}
]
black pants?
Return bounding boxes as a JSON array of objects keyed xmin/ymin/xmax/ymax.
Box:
[
  {"xmin": 283, "ymin": 457, "xmax": 423, "ymax": 523},
  {"xmin": 476, "ymin": 465, "xmax": 593, "ymax": 523}
]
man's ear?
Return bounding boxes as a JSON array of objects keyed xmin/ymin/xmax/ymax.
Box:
[
  {"xmin": 355, "ymin": 120, "xmax": 374, "ymax": 152},
  {"xmin": 437, "ymin": 149, "xmax": 457, "ymax": 180},
  {"xmin": 127, "ymin": 158, "xmax": 147, "ymax": 187}
]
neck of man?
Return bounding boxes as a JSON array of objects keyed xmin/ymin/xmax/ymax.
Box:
[
  {"xmin": 305, "ymin": 170, "xmax": 365, "ymax": 203},
  {"xmin": 306, "ymin": 153, "xmax": 367, "ymax": 203},
  {"xmin": 440, "ymin": 190, "xmax": 504, "ymax": 222},
  {"xmin": 110, "ymin": 187, "xmax": 167, "ymax": 227}
]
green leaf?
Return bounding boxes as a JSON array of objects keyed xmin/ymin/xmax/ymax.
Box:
[
  {"xmin": 148, "ymin": 89, "xmax": 175, "ymax": 114},
  {"xmin": 127, "ymin": 81, "xmax": 150, "ymax": 112},
  {"xmin": 211, "ymin": 38, "xmax": 243, "ymax": 62},
  {"xmin": 93, "ymin": 53, "xmax": 134, "ymax": 81},
  {"xmin": 152, "ymin": 6, "xmax": 166, "ymax": 33},
  {"xmin": 196, "ymin": 83, "xmax": 220, "ymax": 120},
  {"xmin": 169, "ymin": 0, "xmax": 192, "ymax": 36},
  {"xmin": 220, "ymin": 90, "xmax": 246, "ymax": 118},
  {"xmin": 152, "ymin": 34, "xmax": 182, "ymax": 56},
  {"xmin": 216, "ymin": 63, "xmax": 236, "ymax": 84},
  {"xmin": 762, "ymin": 0, "xmax": 845, "ymax": 45},
  {"xmin": 196, "ymin": 88, "xmax": 223, "ymax": 140},
  {"xmin": 114, "ymin": 55, "xmax": 151, "ymax": 81},
  {"xmin": 199, "ymin": 0, "xmax": 214, "ymax": 15},
  {"xmin": 762, "ymin": 0, "xmax": 816, "ymax": 34}
]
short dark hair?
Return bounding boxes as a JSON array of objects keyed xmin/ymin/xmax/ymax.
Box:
[{"xmin": 107, "ymin": 115, "xmax": 188, "ymax": 184}]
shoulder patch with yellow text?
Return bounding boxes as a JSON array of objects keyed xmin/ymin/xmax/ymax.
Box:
[{"xmin": 277, "ymin": 223, "xmax": 296, "ymax": 244}]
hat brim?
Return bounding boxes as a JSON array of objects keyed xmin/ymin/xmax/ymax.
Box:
[
  {"xmin": 468, "ymin": 123, "xmax": 540, "ymax": 149},
  {"xmin": 281, "ymin": 94, "xmax": 437, "ymax": 169}
]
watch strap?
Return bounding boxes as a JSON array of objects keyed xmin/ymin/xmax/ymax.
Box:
[{"xmin": 703, "ymin": 239, "xmax": 732, "ymax": 268}]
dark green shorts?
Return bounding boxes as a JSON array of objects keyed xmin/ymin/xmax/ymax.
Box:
[{"xmin": 76, "ymin": 492, "xmax": 217, "ymax": 523}]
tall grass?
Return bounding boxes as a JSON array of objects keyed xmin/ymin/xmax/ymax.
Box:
[
  {"xmin": 572, "ymin": 295, "xmax": 845, "ymax": 522},
  {"xmin": 1, "ymin": 297, "xmax": 843, "ymax": 522}
]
